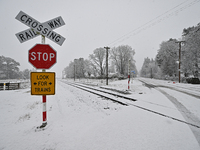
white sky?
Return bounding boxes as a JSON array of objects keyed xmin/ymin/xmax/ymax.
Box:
[{"xmin": 0, "ymin": 0, "xmax": 200, "ymax": 77}]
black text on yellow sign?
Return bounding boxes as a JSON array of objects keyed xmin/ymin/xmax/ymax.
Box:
[{"xmin": 31, "ymin": 72, "xmax": 55, "ymax": 95}]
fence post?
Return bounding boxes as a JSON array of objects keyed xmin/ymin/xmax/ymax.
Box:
[
  {"xmin": 8, "ymin": 83, "xmax": 10, "ymax": 90},
  {"xmin": 18, "ymin": 83, "xmax": 20, "ymax": 89}
]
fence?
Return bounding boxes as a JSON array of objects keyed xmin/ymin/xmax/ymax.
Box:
[{"xmin": 0, "ymin": 83, "xmax": 20, "ymax": 90}]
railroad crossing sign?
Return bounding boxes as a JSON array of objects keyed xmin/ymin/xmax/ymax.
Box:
[
  {"xmin": 31, "ymin": 72, "xmax": 55, "ymax": 95},
  {"xmin": 29, "ymin": 44, "xmax": 56, "ymax": 69},
  {"xmin": 15, "ymin": 11, "xmax": 65, "ymax": 46}
]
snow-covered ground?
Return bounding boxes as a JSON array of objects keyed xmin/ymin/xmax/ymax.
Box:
[{"xmin": 0, "ymin": 78, "xmax": 200, "ymax": 150}]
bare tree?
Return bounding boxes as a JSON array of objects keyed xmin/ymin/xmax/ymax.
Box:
[
  {"xmin": 110, "ymin": 45, "xmax": 136, "ymax": 76},
  {"xmin": 89, "ymin": 48, "xmax": 106, "ymax": 77},
  {"xmin": 84, "ymin": 59, "xmax": 93, "ymax": 77}
]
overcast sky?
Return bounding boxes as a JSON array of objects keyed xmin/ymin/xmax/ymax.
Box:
[{"xmin": 0, "ymin": 0, "xmax": 200, "ymax": 77}]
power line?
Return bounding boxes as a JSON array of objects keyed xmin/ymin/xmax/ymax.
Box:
[{"xmin": 107, "ymin": 0, "xmax": 200, "ymax": 47}]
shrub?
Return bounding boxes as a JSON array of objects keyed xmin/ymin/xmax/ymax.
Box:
[{"xmin": 186, "ymin": 78, "xmax": 200, "ymax": 84}]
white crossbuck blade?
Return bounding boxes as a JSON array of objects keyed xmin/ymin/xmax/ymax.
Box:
[{"xmin": 15, "ymin": 11, "xmax": 66, "ymax": 46}]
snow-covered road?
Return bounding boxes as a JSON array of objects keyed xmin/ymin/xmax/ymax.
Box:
[
  {"xmin": 138, "ymin": 78, "xmax": 200, "ymax": 128},
  {"xmin": 0, "ymin": 78, "xmax": 200, "ymax": 150}
]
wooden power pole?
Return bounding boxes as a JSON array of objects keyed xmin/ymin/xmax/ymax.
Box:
[
  {"xmin": 175, "ymin": 40, "xmax": 185, "ymax": 83},
  {"xmin": 104, "ymin": 46, "xmax": 110, "ymax": 85}
]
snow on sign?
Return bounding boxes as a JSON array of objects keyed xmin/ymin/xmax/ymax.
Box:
[
  {"xmin": 29, "ymin": 44, "xmax": 56, "ymax": 69},
  {"xmin": 31, "ymin": 72, "xmax": 55, "ymax": 95},
  {"xmin": 15, "ymin": 11, "xmax": 65, "ymax": 46}
]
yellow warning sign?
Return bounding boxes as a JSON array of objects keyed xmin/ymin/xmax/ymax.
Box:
[{"xmin": 31, "ymin": 72, "xmax": 55, "ymax": 95}]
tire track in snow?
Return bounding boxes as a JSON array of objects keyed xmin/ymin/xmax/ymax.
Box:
[
  {"xmin": 157, "ymin": 88, "xmax": 200, "ymax": 146},
  {"xmin": 139, "ymin": 80, "xmax": 200, "ymax": 146}
]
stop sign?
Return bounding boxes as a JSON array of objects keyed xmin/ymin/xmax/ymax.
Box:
[{"xmin": 29, "ymin": 44, "xmax": 57, "ymax": 69}]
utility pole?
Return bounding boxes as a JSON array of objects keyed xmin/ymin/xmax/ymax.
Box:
[
  {"xmin": 175, "ymin": 40, "xmax": 185, "ymax": 83},
  {"xmin": 104, "ymin": 46, "xmax": 110, "ymax": 85}
]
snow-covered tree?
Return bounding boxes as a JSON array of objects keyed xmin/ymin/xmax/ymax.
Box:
[
  {"xmin": 110, "ymin": 45, "xmax": 137, "ymax": 76},
  {"xmin": 64, "ymin": 61, "xmax": 75, "ymax": 78},
  {"xmin": 0, "ymin": 56, "xmax": 20, "ymax": 79},
  {"xmin": 140, "ymin": 58, "xmax": 159, "ymax": 78},
  {"xmin": 89, "ymin": 48, "xmax": 106, "ymax": 77},
  {"xmin": 182, "ymin": 24, "xmax": 200, "ymax": 78},
  {"xmin": 156, "ymin": 39, "xmax": 179, "ymax": 77}
]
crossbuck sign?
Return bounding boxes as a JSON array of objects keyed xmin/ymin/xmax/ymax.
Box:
[{"xmin": 15, "ymin": 11, "xmax": 65, "ymax": 46}]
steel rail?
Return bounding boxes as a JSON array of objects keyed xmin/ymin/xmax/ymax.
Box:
[
  {"xmin": 63, "ymin": 81, "xmax": 128, "ymax": 106},
  {"xmin": 63, "ymin": 81, "xmax": 137, "ymax": 102}
]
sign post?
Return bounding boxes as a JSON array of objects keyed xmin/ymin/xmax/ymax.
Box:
[
  {"xmin": 15, "ymin": 11, "xmax": 66, "ymax": 130},
  {"xmin": 31, "ymin": 71, "xmax": 55, "ymax": 128},
  {"xmin": 131, "ymin": 71, "xmax": 136, "ymax": 83},
  {"xmin": 41, "ymin": 35, "xmax": 47, "ymax": 128}
]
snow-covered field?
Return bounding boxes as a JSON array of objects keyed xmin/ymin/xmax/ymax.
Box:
[{"xmin": 0, "ymin": 78, "xmax": 200, "ymax": 150}]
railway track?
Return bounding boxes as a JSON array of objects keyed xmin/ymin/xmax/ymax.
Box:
[
  {"xmin": 60, "ymin": 80, "xmax": 137, "ymax": 106},
  {"xmin": 59, "ymin": 80, "xmax": 200, "ymax": 129}
]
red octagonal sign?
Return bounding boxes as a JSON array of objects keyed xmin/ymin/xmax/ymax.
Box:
[{"xmin": 29, "ymin": 44, "xmax": 57, "ymax": 69}]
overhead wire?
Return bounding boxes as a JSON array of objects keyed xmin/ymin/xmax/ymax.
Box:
[{"xmin": 107, "ymin": 0, "xmax": 200, "ymax": 47}]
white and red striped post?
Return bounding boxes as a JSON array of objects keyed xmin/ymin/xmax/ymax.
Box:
[
  {"xmin": 128, "ymin": 59, "xmax": 130, "ymax": 90},
  {"xmin": 128, "ymin": 75, "xmax": 130, "ymax": 90},
  {"xmin": 40, "ymin": 35, "xmax": 47, "ymax": 128},
  {"xmin": 42, "ymin": 95, "xmax": 47, "ymax": 124}
]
